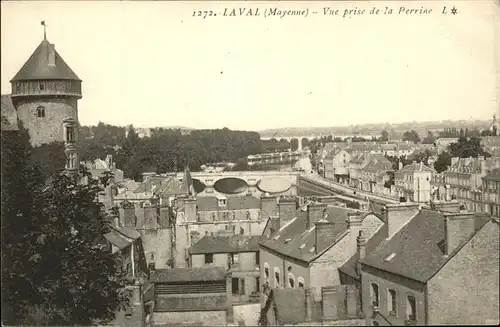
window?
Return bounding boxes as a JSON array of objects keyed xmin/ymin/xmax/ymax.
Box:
[
  {"xmin": 371, "ymin": 283, "xmax": 379, "ymax": 307},
  {"xmin": 264, "ymin": 263, "xmax": 270, "ymax": 279},
  {"xmin": 204, "ymin": 253, "xmax": 213, "ymax": 264},
  {"xmin": 16, "ymin": 83, "xmax": 20, "ymax": 93},
  {"xmin": 240, "ymin": 227, "xmax": 244, "ymax": 235},
  {"xmin": 288, "ymin": 273, "xmax": 295, "ymax": 288},
  {"xmin": 372, "ymin": 321, "xmax": 379, "ymax": 326},
  {"xmin": 230, "ymin": 253, "xmax": 239, "ymax": 265},
  {"xmin": 232, "ymin": 277, "xmax": 240, "ymax": 294},
  {"xmin": 66, "ymin": 126, "xmax": 75, "ymax": 143},
  {"xmin": 407, "ymin": 295, "xmax": 416, "ymax": 321},
  {"xmin": 256, "ymin": 277, "xmax": 260, "ymax": 293},
  {"xmin": 255, "ymin": 251, "xmax": 260, "ymax": 265},
  {"xmin": 39, "ymin": 83, "xmax": 45, "ymax": 91},
  {"xmin": 297, "ymin": 277, "xmax": 304, "ymax": 288},
  {"xmin": 36, "ymin": 106, "xmax": 45, "ymax": 118},
  {"xmin": 388, "ymin": 289, "xmax": 397, "ymax": 315},
  {"xmin": 274, "ymin": 267, "xmax": 281, "ymax": 288}
]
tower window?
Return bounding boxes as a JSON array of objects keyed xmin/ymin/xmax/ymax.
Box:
[
  {"xmin": 66, "ymin": 126, "xmax": 75, "ymax": 143},
  {"xmin": 36, "ymin": 106, "xmax": 45, "ymax": 118}
]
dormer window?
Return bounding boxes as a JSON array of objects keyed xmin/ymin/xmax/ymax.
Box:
[{"xmin": 36, "ymin": 106, "xmax": 45, "ymax": 118}]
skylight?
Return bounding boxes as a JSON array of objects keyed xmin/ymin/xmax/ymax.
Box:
[
  {"xmin": 385, "ymin": 253, "xmax": 396, "ymax": 262},
  {"xmin": 284, "ymin": 238, "xmax": 292, "ymax": 244},
  {"xmin": 309, "ymin": 246, "xmax": 315, "ymax": 253},
  {"xmin": 299, "ymin": 243, "xmax": 306, "ymax": 249},
  {"xmin": 273, "ymin": 234, "xmax": 281, "ymax": 240}
]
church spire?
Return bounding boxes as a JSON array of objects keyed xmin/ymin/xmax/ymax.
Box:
[{"xmin": 41, "ymin": 20, "xmax": 47, "ymax": 40}]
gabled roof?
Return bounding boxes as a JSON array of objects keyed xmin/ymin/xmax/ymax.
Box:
[
  {"xmin": 150, "ymin": 267, "xmax": 226, "ymax": 283},
  {"xmin": 196, "ymin": 195, "xmax": 261, "ymax": 211},
  {"xmin": 189, "ymin": 235, "xmax": 265, "ymax": 254},
  {"xmin": 360, "ymin": 209, "xmax": 490, "ymax": 283},
  {"xmin": 399, "ymin": 161, "xmax": 435, "ymax": 173},
  {"xmin": 259, "ymin": 205, "xmax": 355, "ymax": 263},
  {"xmin": 11, "ymin": 39, "xmax": 81, "ymax": 81},
  {"xmin": 339, "ymin": 224, "xmax": 388, "ymax": 281}
]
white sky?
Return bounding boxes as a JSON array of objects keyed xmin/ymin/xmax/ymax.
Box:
[{"xmin": 1, "ymin": 1, "xmax": 499, "ymax": 130}]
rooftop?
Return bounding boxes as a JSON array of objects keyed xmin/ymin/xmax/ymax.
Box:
[
  {"xmin": 260, "ymin": 205, "xmax": 363, "ymax": 263},
  {"xmin": 484, "ymin": 168, "xmax": 500, "ymax": 182},
  {"xmin": 11, "ymin": 38, "xmax": 81, "ymax": 81},
  {"xmin": 360, "ymin": 209, "xmax": 490, "ymax": 283},
  {"xmin": 189, "ymin": 235, "xmax": 265, "ymax": 254},
  {"xmin": 150, "ymin": 267, "xmax": 226, "ymax": 283}
]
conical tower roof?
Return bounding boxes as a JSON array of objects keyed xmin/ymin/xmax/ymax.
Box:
[{"xmin": 11, "ymin": 38, "xmax": 81, "ymax": 82}]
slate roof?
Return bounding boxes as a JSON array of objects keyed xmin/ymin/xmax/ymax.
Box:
[
  {"xmin": 150, "ymin": 267, "xmax": 226, "ymax": 283},
  {"xmin": 339, "ymin": 224, "xmax": 388, "ymax": 280},
  {"xmin": 259, "ymin": 205, "xmax": 356, "ymax": 263},
  {"xmin": 196, "ymin": 195, "xmax": 261, "ymax": 211},
  {"xmin": 1, "ymin": 95, "xmax": 18, "ymax": 131},
  {"xmin": 360, "ymin": 209, "xmax": 490, "ymax": 283},
  {"xmin": 398, "ymin": 161, "xmax": 435, "ymax": 173},
  {"xmin": 269, "ymin": 288, "xmax": 307, "ymax": 325},
  {"xmin": 446, "ymin": 157, "xmax": 483, "ymax": 174},
  {"xmin": 12, "ymin": 39, "xmax": 81, "ymax": 81},
  {"xmin": 155, "ymin": 176, "xmax": 185, "ymax": 197},
  {"xmin": 363, "ymin": 155, "xmax": 393, "ymax": 172},
  {"xmin": 484, "ymin": 168, "xmax": 500, "ymax": 182},
  {"xmin": 104, "ymin": 230, "xmax": 132, "ymax": 250},
  {"xmin": 189, "ymin": 235, "xmax": 265, "ymax": 254}
]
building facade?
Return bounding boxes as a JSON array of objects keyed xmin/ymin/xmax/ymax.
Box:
[{"xmin": 393, "ymin": 162, "xmax": 434, "ymax": 203}]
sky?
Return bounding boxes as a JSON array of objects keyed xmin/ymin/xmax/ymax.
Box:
[{"xmin": 1, "ymin": 0, "xmax": 499, "ymax": 130}]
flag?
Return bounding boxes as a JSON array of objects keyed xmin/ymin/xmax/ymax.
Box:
[{"xmin": 41, "ymin": 21, "xmax": 45, "ymax": 26}]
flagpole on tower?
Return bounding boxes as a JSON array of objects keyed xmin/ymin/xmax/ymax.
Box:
[{"xmin": 41, "ymin": 20, "xmax": 47, "ymax": 40}]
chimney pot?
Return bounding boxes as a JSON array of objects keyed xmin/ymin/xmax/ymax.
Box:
[{"xmin": 443, "ymin": 212, "xmax": 477, "ymax": 256}]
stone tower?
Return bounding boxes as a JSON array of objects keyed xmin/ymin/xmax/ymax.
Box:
[{"xmin": 9, "ymin": 33, "xmax": 82, "ymax": 146}]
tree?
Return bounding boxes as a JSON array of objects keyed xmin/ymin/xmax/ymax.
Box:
[
  {"xmin": 301, "ymin": 137, "xmax": 310, "ymax": 149},
  {"xmin": 290, "ymin": 138, "xmax": 299, "ymax": 151},
  {"xmin": 434, "ymin": 151, "xmax": 452, "ymax": 173},
  {"xmin": 379, "ymin": 130, "xmax": 389, "ymax": 142},
  {"xmin": 421, "ymin": 131, "xmax": 436, "ymax": 144},
  {"xmin": 1, "ymin": 128, "xmax": 128, "ymax": 326},
  {"xmin": 402, "ymin": 130, "xmax": 421, "ymax": 144},
  {"xmin": 448, "ymin": 137, "xmax": 490, "ymax": 158}
]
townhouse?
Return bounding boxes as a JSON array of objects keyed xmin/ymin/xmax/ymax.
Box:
[
  {"xmin": 359, "ymin": 155, "xmax": 394, "ymax": 195},
  {"xmin": 393, "ymin": 162, "xmax": 434, "ymax": 203},
  {"xmin": 189, "ymin": 234, "xmax": 264, "ymax": 304},
  {"xmin": 481, "ymin": 168, "xmax": 500, "ymax": 217},
  {"xmin": 358, "ymin": 203, "xmax": 499, "ymax": 326},
  {"xmin": 259, "ymin": 201, "xmax": 384, "ymax": 301},
  {"xmin": 432, "ymin": 156, "xmax": 500, "ymax": 212},
  {"xmin": 323, "ymin": 148, "xmax": 351, "ymax": 183}
]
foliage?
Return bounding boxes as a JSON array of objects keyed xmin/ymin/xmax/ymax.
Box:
[
  {"xmin": 421, "ymin": 131, "xmax": 436, "ymax": 144},
  {"xmin": 448, "ymin": 137, "xmax": 490, "ymax": 159},
  {"xmin": 434, "ymin": 151, "xmax": 452, "ymax": 173},
  {"xmin": 301, "ymin": 137, "xmax": 310, "ymax": 149},
  {"xmin": 1, "ymin": 128, "xmax": 128, "ymax": 326},
  {"xmin": 384, "ymin": 171, "xmax": 395, "ymax": 188},
  {"xmin": 290, "ymin": 138, "xmax": 299, "ymax": 151},
  {"xmin": 379, "ymin": 130, "xmax": 389, "ymax": 142},
  {"xmin": 402, "ymin": 130, "xmax": 421, "ymax": 144}
]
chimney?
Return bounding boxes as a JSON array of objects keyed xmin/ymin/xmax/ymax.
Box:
[
  {"xmin": 261, "ymin": 193, "xmax": 278, "ymax": 219},
  {"xmin": 321, "ymin": 286, "xmax": 339, "ymax": 320},
  {"xmin": 433, "ymin": 199, "xmax": 460, "ymax": 213},
  {"xmin": 267, "ymin": 215, "xmax": 280, "ymax": 238},
  {"xmin": 279, "ymin": 197, "xmax": 298, "ymax": 225},
  {"xmin": 183, "ymin": 196, "xmax": 197, "ymax": 222},
  {"xmin": 347, "ymin": 212, "xmax": 363, "ymax": 250},
  {"xmin": 443, "ymin": 212, "xmax": 477, "ymax": 256},
  {"xmin": 356, "ymin": 230, "xmax": 367, "ymax": 276},
  {"xmin": 386, "ymin": 203, "xmax": 420, "ymax": 239},
  {"xmin": 48, "ymin": 43, "xmax": 56, "ymax": 67},
  {"xmin": 398, "ymin": 161, "xmax": 403, "ymax": 170},
  {"xmin": 315, "ymin": 219, "xmax": 336, "ymax": 254},
  {"xmin": 122, "ymin": 202, "xmax": 137, "ymax": 228},
  {"xmin": 305, "ymin": 288, "xmax": 313, "ymax": 322},
  {"xmin": 307, "ymin": 202, "xmax": 327, "ymax": 229}
]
